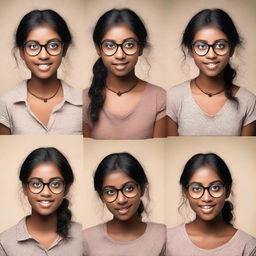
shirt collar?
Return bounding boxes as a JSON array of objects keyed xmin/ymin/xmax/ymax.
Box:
[{"xmin": 13, "ymin": 80, "xmax": 82, "ymax": 106}]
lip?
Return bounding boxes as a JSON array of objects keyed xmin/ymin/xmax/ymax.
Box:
[
  {"xmin": 203, "ymin": 62, "xmax": 220, "ymax": 70},
  {"xmin": 35, "ymin": 63, "xmax": 52, "ymax": 72},
  {"xmin": 112, "ymin": 62, "xmax": 129, "ymax": 71},
  {"xmin": 198, "ymin": 204, "xmax": 216, "ymax": 214},
  {"xmin": 37, "ymin": 200, "xmax": 54, "ymax": 208},
  {"xmin": 115, "ymin": 204, "xmax": 132, "ymax": 215}
]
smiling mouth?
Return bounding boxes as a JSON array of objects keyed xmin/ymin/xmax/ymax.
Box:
[
  {"xmin": 203, "ymin": 62, "xmax": 219, "ymax": 69},
  {"xmin": 36, "ymin": 63, "xmax": 52, "ymax": 71},
  {"xmin": 199, "ymin": 205, "xmax": 215, "ymax": 213},
  {"xmin": 37, "ymin": 200, "xmax": 54, "ymax": 207}
]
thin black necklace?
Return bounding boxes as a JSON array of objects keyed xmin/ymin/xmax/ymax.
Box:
[
  {"xmin": 194, "ymin": 78, "xmax": 225, "ymax": 97},
  {"xmin": 27, "ymin": 82, "xmax": 61, "ymax": 103},
  {"xmin": 106, "ymin": 79, "xmax": 139, "ymax": 96}
]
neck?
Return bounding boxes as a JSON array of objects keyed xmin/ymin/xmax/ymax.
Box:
[
  {"xmin": 191, "ymin": 214, "xmax": 229, "ymax": 234},
  {"xmin": 29, "ymin": 74, "xmax": 60, "ymax": 94},
  {"xmin": 106, "ymin": 71, "xmax": 138, "ymax": 91},
  {"xmin": 26, "ymin": 210, "xmax": 58, "ymax": 233},
  {"xmin": 109, "ymin": 213, "xmax": 143, "ymax": 232},
  {"xmin": 197, "ymin": 72, "xmax": 225, "ymax": 91}
]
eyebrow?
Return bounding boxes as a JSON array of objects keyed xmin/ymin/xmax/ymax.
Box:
[
  {"xmin": 28, "ymin": 177, "xmax": 63, "ymax": 182},
  {"xmin": 102, "ymin": 181, "xmax": 136, "ymax": 190},
  {"xmin": 101, "ymin": 38, "xmax": 137, "ymax": 43},
  {"xmin": 194, "ymin": 39, "xmax": 228, "ymax": 44},
  {"xmin": 189, "ymin": 180, "xmax": 223, "ymax": 186}
]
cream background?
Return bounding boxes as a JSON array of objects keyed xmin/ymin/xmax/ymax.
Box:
[
  {"xmin": 0, "ymin": 136, "xmax": 255, "ymax": 238},
  {"xmin": 0, "ymin": 0, "xmax": 255, "ymax": 94}
]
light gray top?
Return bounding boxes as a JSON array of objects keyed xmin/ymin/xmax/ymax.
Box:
[
  {"xmin": 0, "ymin": 217, "xmax": 84, "ymax": 256},
  {"xmin": 0, "ymin": 80, "xmax": 82, "ymax": 134},
  {"xmin": 83, "ymin": 222, "xmax": 166, "ymax": 256},
  {"xmin": 166, "ymin": 224, "xmax": 256, "ymax": 256},
  {"xmin": 167, "ymin": 81, "xmax": 256, "ymax": 135},
  {"xmin": 83, "ymin": 84, "xmax": 166, "ymax": 139}
]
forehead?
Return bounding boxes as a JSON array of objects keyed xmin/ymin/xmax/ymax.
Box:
[
  {"xmin": 193, "ymin": 26, "xmax": 228, "ymax": 43},
  {"xmin": 28, "ymin": 162, "xmax": 63, "ymax": 181},
  {"xmin": 188, "ymin": 165, "xmax": 222, "ymax": 186},
  {"xmin": 26, "ymin": 26, "xmax": 61, "ymax": 43},
  {"xmin": 102, "ymin": 24, "xmax": 138, "ymax": 43},
  {"xmin": 102, "ymin": 169, "xmax": 136, "ymax": 188}
]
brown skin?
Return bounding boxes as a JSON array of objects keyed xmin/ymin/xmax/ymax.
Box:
[
  {"xmin": 83, "ymin": 25, "xmax": 166, "ymax": 138},
  {"xmin": 185, "ymin": 166, "xmax": 237, "ymax": 249},
  {"xmin": 102, "ymin": 170, "xmax": 147, "ymax": 242},
  {"xmin": 168, "ymin": 26, "xmax": 255, "ymax": 136},
  {"xmin": 24, "ymin": 162, "xmax": 67, "ymax": 249}
]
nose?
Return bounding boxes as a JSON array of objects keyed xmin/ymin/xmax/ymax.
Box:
[
  {"xmin": 116, "ymin": 191, "xmax": 128, "ymax": 204},
  {"xmin": 115, "ymin": 45, "xmax": 125, "ymax": 59},
  {"xmin": 206, "ymin": 46, "xmax": 217, "ymax": 59},
  {"xmin": 201, "ymin": 189, "xmax": 212, "ymax": 202},
  {"xmin": 41, "ymin": 184, "xmax": 52, "ymax": 196},
  {"xmin": 38, "ymin": 46, "xmax": 50, "ymax": 59}
]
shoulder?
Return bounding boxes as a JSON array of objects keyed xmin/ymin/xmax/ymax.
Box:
[
  {"xmin": 61, "ymin": 80, "xmax": 82, "ymax": 96},
  {"xmin": 146, "ymin": 222, "xmax": 166, "ymax": 236},
  {"xmin": 146, "ymin": 83, "xmax": 166, "ymax": 94},
  {"xmin": 167, "ymin": 224, "xmax": 184, "ymax": 236},
  {"xmin": 0, "ymin": 81, "xmax": 26, "ymax": 104},
  {"xmin": 69, "ymin": 221, "xmax": 82, "ymax": 234},
  {"xmin": 236, "ymin": 87, "xmax": 256, "ymax": 101},
  {"xmin": 0, "ymin": 220, "xmax": 21, "ymax": 243},
  {"xmin": 83, "ymin": 223, "xmax": 104, "ymax": 237},
  {"xmin": 236, "ymin": 229, "xmax": 256, "ymax": 244},
  {"xmin": 168, "ymin": 80, "xmax": 190, "ymax": 95}
]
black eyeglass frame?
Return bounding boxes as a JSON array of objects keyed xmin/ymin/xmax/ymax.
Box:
[
  {"xmin": 186, "ymin": 182, "xmax": 226, "ymax": 199},
  {"xmin": 23, "ymin": 39, "xmax": 64, "ymax": 56},
  {"xmin": 191, "ymin": 40, "xmax": 231, "ymax": 56},
  {"xmin": 26, "ymin": 179, "xmax": 65, "ymax": 194},
  {"xmin": 99, "ymin": 39, "xmax": 140, "ymax": 56},
  {"xmin": 102, "ymin": 182, "xmax": 139, "ymax": 203}
]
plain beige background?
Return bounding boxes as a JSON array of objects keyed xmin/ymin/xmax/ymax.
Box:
[
  {"xmin": 0, "ymin": 136, "xmax": 255, "ymax": 238},
  {"xmin": 0, "ymin": 0, "xmax": 255, "ymax": 94}
]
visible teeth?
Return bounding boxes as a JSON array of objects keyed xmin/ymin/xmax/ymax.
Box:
[
  {"xmin": 208, "ymin": 63, "xmax": 216, "ymax": 66},
  {"xmin": 201, "ymin": 205, "xmax": 212, "ymax": 209},
  {"xmin": 40, "ymin": 201, "xmax": 51, "ymax": 204},
  {"xmin": 39, "ymin": 64, "xmax": 50, "ymax": 67}
]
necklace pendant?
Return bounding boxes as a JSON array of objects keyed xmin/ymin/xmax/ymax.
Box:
[
  {"xmin": 117, "ymin": 91, "xmax": 122, "ymax": 96},
  {"xmin": 44, "ymin": 99, "xmax": 48, "ymax": 103},
  {"xmin": 208, "ymin": 93, "xmax": 212, "ymax": 97}
]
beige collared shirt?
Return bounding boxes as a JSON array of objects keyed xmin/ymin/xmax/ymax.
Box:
[
  {"xmin": 0, "ymin": 80, "xmax": 82, "ymax": 134},
  {"xmin": 0, "ymin": 217, "xmax": 84, "ymax": 256}
]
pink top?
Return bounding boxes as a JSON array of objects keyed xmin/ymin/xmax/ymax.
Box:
[
  {"xmin": 83, "ymin": 84, "xmax": 166, "ymax": 139},
  {"xmin": 166, "ymin": 224, "xmax": 256, "ymax": 256}
]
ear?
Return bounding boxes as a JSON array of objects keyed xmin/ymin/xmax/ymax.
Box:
[
  {"xmin": 138, "ymin": 46, "xmax": 144, "ymax": 56},
  {"xmin": 64, "ymin": 186, "xmax": 70, "ymax": 197},
  {"xmin": 225, "ymin": 188, "xmax": 231, "ymax": 199},
  {"xmin": 140, "ymin": 184, "xmax": 146, "ymax": 197},
  {"xmin": 19, "ymin": 48, "xmax": 25, "ymax": 60},
  {"xmin": 95, "ymin": 43, "xmax": 101, "ymax": 57}
]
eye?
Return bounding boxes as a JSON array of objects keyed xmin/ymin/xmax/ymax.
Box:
[
  {"xmin": 30, "ymin": 180, "xmax": 43, "ymax": 188},
  {"xmin": 196, "ymin": 43, "xmax": 207, "ymax": 50},
  {"xmin": 123, "ymin": 41, "xmax": 135, "ymax": 49},
  {"xmin": 50, "ymin": 180, "xmax": 62, "ymax": 188},
  {"xmin": 215, "ymin": 43, "xmax": 226, "ymax": 49},
  {"xmin": 191, "ymin": 186, "xmax": 203, "ymax": 193},
  {"xmin": 48, "ymin": 42, "xmax": 59, "ymax": 50},
  {"xmin": 27, "ymin": 42, "xmax": 39, "ymax": 50},
  {"xmin": 123, "ymin": 184, "xmax": 136, "ymax": 192},
  {"xmin": 210, "ymin": 184, "xmax": 222, "ymax": 192},
  {"xmin": 104, "ymin": 188, "xmax": 116, "ymax": 196},
  {"xmin": 103, "ymin": 41, "xmax": 116, "ymax": 49}
]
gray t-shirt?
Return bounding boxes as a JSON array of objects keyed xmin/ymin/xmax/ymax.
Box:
[
  {"xmin": 0, "ymin": 217, "xmax": 84, "ymax": 256},
  {"xmin": 83, "ymin": 222, "xmax": 166, "ymax": 256},
  {"xmin": 166, "ymin": 224, "xmax": 256, "ymax": 256},
  {"xmin": 167, "ymin": 81, "xmax": 256, "ymax": 135},
  {"xmin": 0, "ymin": 80, "xmax": 83, "ymax": 134}
]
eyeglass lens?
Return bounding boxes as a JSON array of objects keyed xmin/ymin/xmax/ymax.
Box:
[
  {"xmin": 102, "ymin": 182, "xmax": 138, "ymax": 202},
  {"xmin": 188, "ymin": 182, "xmax": 225, "ymax": 199},
  {"xmin": 28, "ymin": 179, "xmax": 65, "ymax": 194},
  {"xmin": 193, "ymin": 40, "xmax": 230, "ymax": 56},
  {"xmin": 101, "ymin": 40, "xmax": 139, "ymax": 56},
  {"xmin": 24, "ymin": 40, "xmax": 63, "ymax": 56}
]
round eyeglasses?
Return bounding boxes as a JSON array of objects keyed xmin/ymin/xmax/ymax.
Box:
[
  {"xmin": 192, "ymin": 40, "xmax": 230, "ymax": 56},
  {"xmin": 102, "ymin": 182, "xmax": 139, "ymax": 203},
  {"xmin": 26, "ymin": 178, "xmax": 65, "ymax": 194},
  {"xmin": 100, "ymin": 39, "xmax": 139, "ymax": 56},
  {"xmin": 186, "ymin": 182, "xmax": 225, "ymax": 199},
  {"xmin": 23, "ymin": 40, "xmax": 64, "ymax": 56}
]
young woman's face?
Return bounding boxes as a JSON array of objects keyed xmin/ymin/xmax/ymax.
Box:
[
  {"xmin": 190, "ymin": 26, "xmax": 232, "ymax": 78},
  {"xmin": 185, "ymin": 165, "xmax": 228, "ymax": 222},
  {"xmin": 101, "ymin": 170, "xmax": 143, "ymax": 221},
  {"xmin": 20, "ymin": 26, "xmax": 65, "ymax": 80},
  {"xmin": 96, "ymin": 24, "xmax": 142, "ymax": 78},
  {"xmin": 24, "ymin": 162, "xmax": 65, "ymax": 216}
]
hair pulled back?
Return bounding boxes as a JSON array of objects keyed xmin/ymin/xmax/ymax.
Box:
[
  {"xmin": 181, "ymin": 8, "xmax": 241, "ymax": 102},
  {"xmin": 19, "ymin": 147, "xmax": 74, "ymax": 238},
  {"xmin": 89, "ymin": 8, "xmax": 148, "ymax": 124},
  {"xmin": 180, "ymin": 153, "xmax": 233, "ymax": 224},
  {"xmin": 94, "ymin": 152, "xmax": 148, "ymax": 217},
  {"xmin": 15, "ymin": 9, "xmax": 72, "ymax": 50}
]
